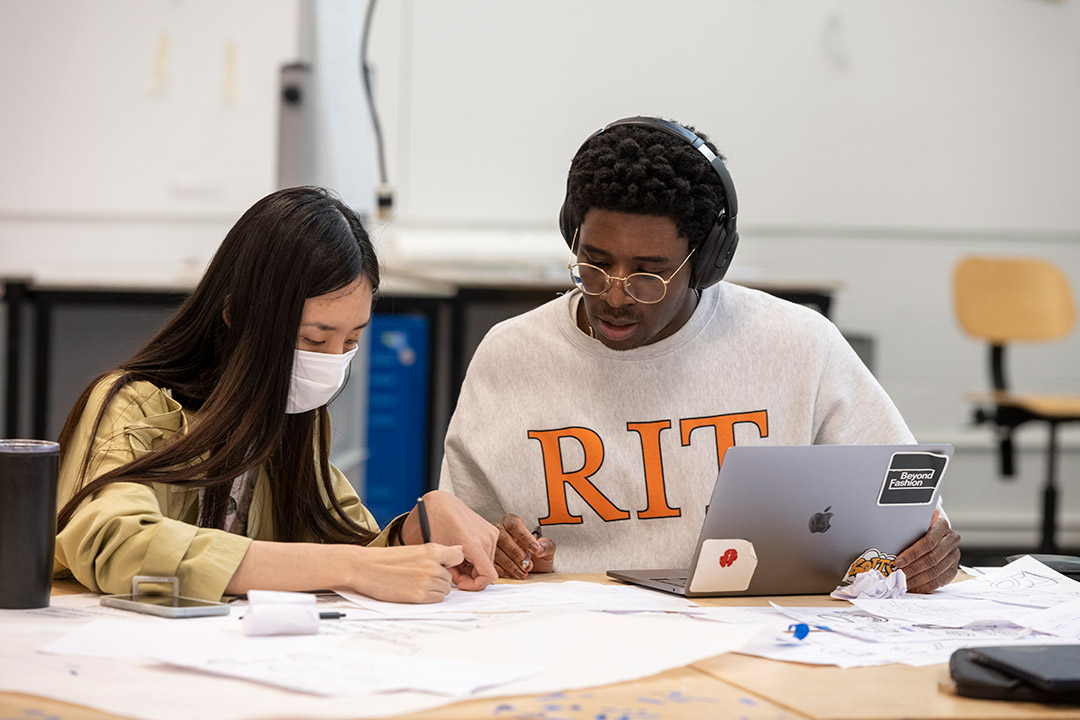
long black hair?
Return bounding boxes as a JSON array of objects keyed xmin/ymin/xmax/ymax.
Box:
[{"xmin": 57, "ymin": 187, "xmax": 381, "ymax": 544}]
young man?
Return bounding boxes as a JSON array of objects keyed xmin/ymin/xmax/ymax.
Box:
[{"xmin": 439, "ymin": 117, "xmax": 960, "ymax": 593}]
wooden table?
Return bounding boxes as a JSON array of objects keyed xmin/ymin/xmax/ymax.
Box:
[{"xmin": 2, "ymin": 574, "xmax": 1076, "ymax": 720}]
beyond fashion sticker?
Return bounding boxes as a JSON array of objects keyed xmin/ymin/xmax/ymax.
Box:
[{"xmin": 877, "ymin": 452, "xmax": 949, "ymax": 506}]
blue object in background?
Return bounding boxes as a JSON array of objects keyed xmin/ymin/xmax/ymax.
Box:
[{"xmin": 364, "ymin": 314, "xmax": 430, "ymax": 527}]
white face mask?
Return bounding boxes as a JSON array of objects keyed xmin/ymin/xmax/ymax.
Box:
[{"xmin": 285, "ymin": 347, "xmax": 358, "ymax": 414}]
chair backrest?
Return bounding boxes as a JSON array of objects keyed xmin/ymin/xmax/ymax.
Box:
[{"xmin": 953, "ymin": 256, "xmax": 1076, "ymax": 343}]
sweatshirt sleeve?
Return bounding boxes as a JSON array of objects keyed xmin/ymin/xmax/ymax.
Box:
[
  {"xmin": 811, "ymin": 323, "xmax": 916, "ymax": 446},
  {"xmin": 54, "ymin": 379, "xmax": 251, "ymax": 601}
]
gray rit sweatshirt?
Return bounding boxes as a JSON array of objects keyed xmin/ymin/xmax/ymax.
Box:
[{"xmin": 440, "ymin": 283, "xmax": 915, "ymax": 572}]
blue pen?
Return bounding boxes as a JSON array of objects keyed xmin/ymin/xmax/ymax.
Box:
[{"xmin": 787, "ymin": 623, "xmax": 831, "ymax": 640}]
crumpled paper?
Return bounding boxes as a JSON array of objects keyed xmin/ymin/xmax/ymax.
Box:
[{"xmin": 830, "ymin": 568, "xmax": 907, "ymax": 600}]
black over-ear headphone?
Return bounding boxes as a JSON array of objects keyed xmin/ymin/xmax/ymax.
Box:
[{"xmin": 558, "ymin": 116, "xmax": 739, "ymax": 289}]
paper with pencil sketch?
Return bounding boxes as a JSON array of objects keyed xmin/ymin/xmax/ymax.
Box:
[
  {"xmin": 848, "ymin": 597, "xmax": 1035, "ymax": 628},
  {"xmin": 768, "ymin": 604, "xmax": 1030, "ymax": 645},
  {"xmin": 39, "ymin": 616, "xmax": 540, "ymax": 697},
  {"xmin": 7, "ymin": 626, "xmax": 456, "ymax": 720},
  {"xmin": 147, "ymin": 646, "xmax": 540, "ymax": 696},
  {"xmin": 10, "ymin": 594, "xmax": 758, "ymax": 720},
  {"xmin": 933, "ymin": 555, "xmax": 1080, "ymax": 607},
  {"xmin": 416, "ymin": 611, "xmax": 763, "ymax": 699},
  {"xmin": 337, "ymin": 580, "xmax": 699, "ymax": 617},
  {"xmin": 727, "ymin": 604, "xmax": 1055, "ymax": 668},
  {"xmin": 1023, "ymin": 597, "xmax": 1080, "ymax": 640}
]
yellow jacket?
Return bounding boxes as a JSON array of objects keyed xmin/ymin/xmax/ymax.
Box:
[{"xmin": 54, "ymin": 376, "xmax": 391, "ymax": 600}]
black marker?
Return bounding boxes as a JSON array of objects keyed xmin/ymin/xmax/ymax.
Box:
[
  {"xmin": 416, "ymin": 496, "xmax": 432, "ymax": 543},
  {"xmin": 240, "ymin": 611, "xmax": 346, "ymax": 620}
]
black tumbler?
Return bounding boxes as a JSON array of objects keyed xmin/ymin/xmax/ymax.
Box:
[{"xmin": 0, "ymin": 439, "xmax": 60, "ymax": 609}]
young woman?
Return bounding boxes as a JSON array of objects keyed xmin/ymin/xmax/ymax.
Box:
[{"xmin": 54, "ymin": 187, "xmax": 498, "ymax": 603}]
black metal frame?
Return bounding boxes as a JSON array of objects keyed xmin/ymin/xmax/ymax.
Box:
[
  {"xmin": 31, "ymin": 289, "xmax": 190, "ymax": 439},
  {"xmin": 972, "ymin": 343, "xmax": 1080, "ymax": 554}
]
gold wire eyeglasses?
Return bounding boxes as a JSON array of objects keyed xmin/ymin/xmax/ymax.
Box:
[{"xmin": 567, "ymin": 228, "xmax": 695, "ymax": 304}]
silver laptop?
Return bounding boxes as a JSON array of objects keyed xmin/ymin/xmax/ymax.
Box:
[{"xmin": 607, "ymin": 443, "xmax": 952, "ymax": 597}]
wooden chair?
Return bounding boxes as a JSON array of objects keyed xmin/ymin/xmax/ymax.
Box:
[{"xmin": 953, "ymin": 256, "xmax": 1080, "ymax": 552}]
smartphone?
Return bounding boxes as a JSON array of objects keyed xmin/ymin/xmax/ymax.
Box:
[
  {"xmin": 100, "ymin": 593, "xmax": 231, "ymax": 618},
  {"xmin": 969, "ymin": 645, "xmax": 1080, "ymax": 693}
]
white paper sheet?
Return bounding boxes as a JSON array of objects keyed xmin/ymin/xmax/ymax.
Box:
[
  {"xmin": 2, "ymin": 582, "xmax": 756, "ymax": 720},
  {"xmin": 148, "ymin": 645, "xmax": 541, "ymax": 696},
  {"xmin": 4, "ymin": 630, "xmax": 452, "ymax": 720},
  {"xmin": 849, "ymin": 597, "xmax": 1034, "ymax": 628},
  {"xmin": 337, "ymin": 580, "xmax": 699, "ymax": 617},
  {"xmin": 420, "ymin": 611, "xmax": 763, "ymax": 698},
  {"xmin": 771, "ymin": 604, "xmax": 1032, "ymax": 646},
  {"xmin": 689, "ymin": 606, "xmax": 791, "ymax": 625},
  {"xmin": 40, "ymin": 618, "xmax": 340, "ymax": 661},
  {"xmin": 959, "ymin": 564, "xmax": 990, "ymax": 577},
  {"xmin": 738, "ymin": 625, "xmax": 953, "ymax": 668},
  {"xmin": 736, "ymin": 604, "xmax": 1067, "ymax": 668},
  {"xmin": 41, "ymin": 610, "xmax": 758, "ymax": 700},
  {"xmin": 1022, "ymin": 597, "xmax": 1080, "ymax": 640},
  {"xmin": 935, "ymin": 556, "xmax": 1080, "ymax": 608}
]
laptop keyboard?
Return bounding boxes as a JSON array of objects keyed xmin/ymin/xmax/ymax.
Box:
[{"xmin": 652, "ymin": 577, "xmax": 688, "ymax": 587}]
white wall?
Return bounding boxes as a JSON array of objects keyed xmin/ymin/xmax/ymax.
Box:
[
  {"xmin": 0, "ymin": 0, "xmax": 297, "ymax": 275},
  {"xmin": 2, "ymin": 0, "xmax": 1079, "ymax": 548},
  {"xmin": 0, "ymin": 0, "xmax": 376, "ymax": 485},
  {"xmin": 369, "ymin": 0, "xmax": 1080, "ymax": 233}
]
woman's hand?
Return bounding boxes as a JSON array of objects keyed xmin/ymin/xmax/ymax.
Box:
[
  {"xmin": 400, "ymin": 490, "xmax": 499, "ymax": 591},
  {"xmin": 224, "ymin": 539, "xmax": 464, "ymax": 604},
  {"xmin": 495, "ymin": 514, "xmax": 556, "ymax": 579},
  {"xmin": 340, "ymin": 543, "xmax": 464, "ymax": 603}
]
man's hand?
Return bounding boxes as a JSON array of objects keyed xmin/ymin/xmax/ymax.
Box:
[
  {"xmin": 494, "ymin": 514, "xmax": 556, "ymax": 579},
  {"xmin": 894, "ymin": 509, "xmax": 961, "ymax": 593}
]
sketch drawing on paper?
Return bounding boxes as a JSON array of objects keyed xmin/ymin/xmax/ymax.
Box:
[{"xmin": 991, "ymin": 571, "xmax": 1057, "ymax": 592}]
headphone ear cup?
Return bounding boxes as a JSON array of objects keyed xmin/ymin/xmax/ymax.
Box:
[
  {"xmin": 714, "ymin": 228, "xmax": 739, "ymax": 284},
  {"xmin": 558, "ymin": 197, "xmax": 575, "ymax": 249},
  {"xmin": 692, "ymin": 221, "xmax": 739, "ymax": 289}
]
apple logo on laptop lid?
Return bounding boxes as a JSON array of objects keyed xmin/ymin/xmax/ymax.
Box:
[{"xmin": 809, "ymin": 506, "xmax": 833, "ymax": 534}]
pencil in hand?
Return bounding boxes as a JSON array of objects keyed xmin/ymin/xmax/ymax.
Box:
[
  {"xmin": 522, "ymin": 525, "xmax": 542, "ymax": 570},
  {"xmin": 416, "ymin": 496, "xmax": 432, "ymax": 543}
]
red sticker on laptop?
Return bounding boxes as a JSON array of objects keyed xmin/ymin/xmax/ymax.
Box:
[{"xmin": 688, "ymin": 539, "xmax": 758, "ymax": 594}]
